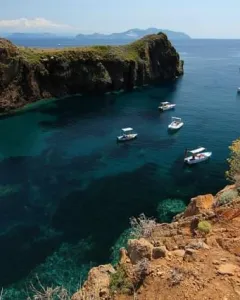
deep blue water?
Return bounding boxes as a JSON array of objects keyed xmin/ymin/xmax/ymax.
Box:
[{"xmin": 1, "ymin": 38, "xmax": 240, "ymax": 297}]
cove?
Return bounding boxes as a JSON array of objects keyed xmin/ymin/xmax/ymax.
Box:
[{"xmin": 1, "ymin": 38, "xmax": 240, "ymax": 297}]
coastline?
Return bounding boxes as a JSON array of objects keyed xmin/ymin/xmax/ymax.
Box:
[{"xmin": 73, "ymin": 183, "xmax": 240, "ymax": 300}]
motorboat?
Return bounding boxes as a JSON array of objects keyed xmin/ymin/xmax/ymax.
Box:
[
  {"xmin": 184, "ymin": 147, "xmax": 212, "ymax": 165},
  {"xmin": 117, "ymin": 127, "xmax": 138, "ymax": 142},
  {"xmin": 237, "ymin": 87, "xmax": 240, "ymax": 93},
  {"xmin": 168, "ymin": 117, "xmax": 184, "ymax": 131},
  {"xmin": 158, "ymin": 101, "xmax": 176, "ymax": 111}
]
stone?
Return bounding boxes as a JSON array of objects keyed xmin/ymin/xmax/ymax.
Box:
[
  {"xmin": 220, "ymin": 258, "xmax": 227, "ymax": 262},
  {"xmin": 217, "ymin": 263, "xmax": 237, "ymax": 276},
  {"xmin": 119, "ymin": 247, "xmax": 128, "ymax": 265},
  {"xmin": 185, "ymin": 248, "xmax": 197, "ymax": 255},
  {"xmin": 186, "ymin": 240, "xmax": 210, "ymax": 250},
  {"xmin": 152, "ymin": 246, "xmax": 168, "ymax": 259},
  {"xmin": 127, "ymin": 238, "xmax": 153, "ymax": 264},
  {"xmin": 184, "ymin": 248, "xmax": 197, "ymax": 262},
  {"xmin": 172, "ymin": 249, "xmax": 186, "ymax": 257},
  {"xmin": 183, "ymin": 194, "xmax": 214, "ymax": 217}
]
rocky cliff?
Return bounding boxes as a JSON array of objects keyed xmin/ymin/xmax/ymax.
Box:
[
  {"xmin": 72, "ymin": 185, "xmax": 240, "ymax": 300},
  {"xmin": 0, "ymin": 33, "xmax": 183, "ymax": 113}
]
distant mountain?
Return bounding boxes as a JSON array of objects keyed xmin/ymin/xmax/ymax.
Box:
[
  {"xmin": 76, "ymin": 28, "xmax": 191, "ymax": 40},
  {"xmin": 6, "ymin": 32, "xmax": 57, "ymax": 39}
]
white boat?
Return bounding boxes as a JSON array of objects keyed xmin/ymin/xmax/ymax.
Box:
[
  {"xmin": 237, "ymin": 87, "xmax": 240, "ymax": 93},
  {"xmin": 184, "ymin": 147, "xmax": 212, "ymax": 165},
  {"xmin": 117, "ymin": 127, "xmax": 138, "ymax": 142},
  {"xmin": 168, "ymin": 117, "xmax": 184, "ymax": 131},
  {"xmin": 158, "ymin": 102, "xmax": 176, "ymax": 111}
]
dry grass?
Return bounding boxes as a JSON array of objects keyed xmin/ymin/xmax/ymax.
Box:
[
  {"xmin": 130, "ymin": 213, "xmax": 157, "ymax": 239},
  {"xmin": 26, "ymin": 276, "xmax": 70, "ymax": 300}
]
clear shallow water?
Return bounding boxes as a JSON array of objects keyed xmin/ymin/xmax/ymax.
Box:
[{"xmin": 1, "ymin": 39, "xmax": 240, "ymax": 297}]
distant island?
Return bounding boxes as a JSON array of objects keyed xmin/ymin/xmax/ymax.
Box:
[
  {"xmin": 3, "ymin": 28, "xmax": 191, "ymax": 40},
  {"xmin": 5, "ymin": 32, "xmax": 60, "ymax": 39},
  {"xmin": 76, "ymin": 28, "xmax": 191, "ymax": 40}
]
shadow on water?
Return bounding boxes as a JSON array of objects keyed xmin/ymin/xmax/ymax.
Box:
[{"xmin": 148, "ymin": 79, "xmax": 182, "ymax": 101}]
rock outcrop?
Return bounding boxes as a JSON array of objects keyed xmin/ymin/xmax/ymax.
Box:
[
  {"xmin": 73, "ymin": 185, "xmax": 240, "ymax": 300},
  {"xmin": 0, "ymin": 33, "xmax": 183, "ymax": 113},
  {"xmin": 72, "ymin": 264, "xmax": 115, "ymax": 300}
]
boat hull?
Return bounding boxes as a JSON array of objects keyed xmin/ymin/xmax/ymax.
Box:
[
  {"xmin": 158, "ymin": 104, "xmax": 176, "ymax": 111},
  {"xmin": 168, "ymin": 122, "xmax": 184, "ymax": 130},
  {"xmin": 184, "ymin": 152, "xmax": 212, "ymax": 165},
  {"xmin": 117, "ymin": 133, "xmax": 138, "ymax": 142}
]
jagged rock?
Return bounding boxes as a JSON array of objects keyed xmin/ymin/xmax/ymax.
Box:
[
  {"xmin": 127, "ymin": 238, "xmax": 153, "ymax": 264},
  {"xmin": 72, "ymin": 264, "xmax": 115, "ymax": 300},
  {"xmin": 183, "ymin": 194, "xmax": 214, "ymax": 217},
  {"xmin": 152, "ymin": 246, "xmax": 168, "ymax": 259}
]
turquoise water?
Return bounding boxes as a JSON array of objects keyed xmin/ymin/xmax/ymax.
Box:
[{"xmin": 1, "ymin": 39, "xmax": 240, "ymax": 297}]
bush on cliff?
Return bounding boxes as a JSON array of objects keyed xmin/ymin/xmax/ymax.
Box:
[
  {"xmin": 197, "ymin": 221, "xmax": 212, "ymax": 234},
  {"xmin": 109, "ymin": 265, "xmax": 132, "ymax": 295},
  {"xmin": 226, "ymin": 138, "xmax": 240, "ymax": 185},
  {"xmin": 218, "ymin": 189, "xmax": 238, "ymax": 206}
]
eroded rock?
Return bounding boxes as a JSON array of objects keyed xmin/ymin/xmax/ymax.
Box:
[
  {"xmin": 127, "ymin": 238, "xmax": 153, "ymax": 264},
  {"xmin": 183, "ymin": 194, "xmax": 214, "ymax": 217},
  {"xmin": 152, "ymin": 246, "xmax": 168, "ymax": 259}
]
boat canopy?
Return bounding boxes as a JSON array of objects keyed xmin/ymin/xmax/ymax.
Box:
[
  {"xmin": 189, "ymin": 147, "xmax": 206, "ymax": 154},
  {"xmin": 160, "ymin": 102, "xmax": 170, "ymax": 105},
  {"xmin": 172, "ymin": 117, "xmax": 181, "ymax": 122},
  {"xmin": 122, "ymin": 127, "xmax": 133, "ymax": 132}
]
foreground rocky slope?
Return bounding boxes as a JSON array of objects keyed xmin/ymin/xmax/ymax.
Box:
[
  {"xmin": 0, "ymin": 33, "xmax": 183, "ymax": 113},
  {"xmin": 73, "ymin": 185, "xmax": 240, "ymax": 300}
]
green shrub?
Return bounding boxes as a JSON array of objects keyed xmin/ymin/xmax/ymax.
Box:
[
  {"xmin": 197, "ymin": 221, "xmax": 212, "ymax": 234},
  {"xmin": 218, "ymin": 189, "xmax": 238, "ymax": 206},
  {"xmin": 109, "ymin": 265, "xmax": 132, "ymax": 294},
  {"xmin": 226, "ymin": 139, "xmax": 240, "ymax": 184}
]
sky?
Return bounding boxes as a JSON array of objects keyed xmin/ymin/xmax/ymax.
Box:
[{"xmin": 0, "ymin": 0, "xmax": 239, "ymax": 38}]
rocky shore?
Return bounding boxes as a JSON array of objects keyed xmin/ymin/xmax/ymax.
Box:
[
  {"xmin": 0, "ymin": 33, "xmax": 183, "ymax": 113},
  {"xmin": 72, "ymin": 184, "xmax": 240, "ymax": 300}
]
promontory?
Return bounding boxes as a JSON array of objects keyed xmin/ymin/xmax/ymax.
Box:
[{"xmin": 0, "ymin": 32, "xmax": 183, "ymax": 113}]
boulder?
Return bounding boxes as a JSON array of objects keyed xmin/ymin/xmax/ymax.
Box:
[
  {"xmin": 183, "ymin": 194, "xmax": 214, "ymax": 217},
  {"xmin": 152, "ymin": 246, "xmax": 168, "ymax": 259},
  {"xmin": 127, "ymin": 238, "xmax": 153, "ymax": 264},
  {"xmin": 171, "ymin": 249, "xmax": 186, "ymax": 257}
]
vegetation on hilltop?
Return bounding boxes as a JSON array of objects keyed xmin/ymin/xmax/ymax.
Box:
[{"xmin": 16, "ymin": 32, "xmax": 174, "ymax": 64}]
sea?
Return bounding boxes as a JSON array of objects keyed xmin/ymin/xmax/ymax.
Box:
[{"xmin": 1, "ymin": 37, "xmax": 240, "ymax": 298}]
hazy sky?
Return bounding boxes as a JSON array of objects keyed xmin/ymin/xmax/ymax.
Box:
[{"xmin": 1, "ymin": 0, "xmax": 239, "ymax": 38}]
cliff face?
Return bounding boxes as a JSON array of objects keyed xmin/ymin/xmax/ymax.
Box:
[
  {"xmin": 72, "ymin": 185, "xmax": 240, "ymax": 300},
  {"xmin": 0, "ymin": 33, "xmax": 183, "ymax": 112}
]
